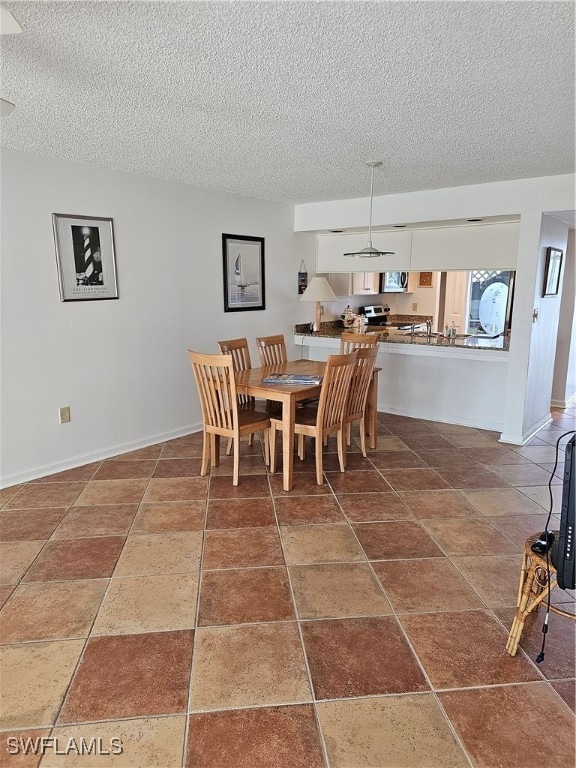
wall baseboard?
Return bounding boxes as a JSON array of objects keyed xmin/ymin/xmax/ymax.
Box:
[
  {"xmin": 376, "ymin": 402, "xmax": 502, "ymax": 433},
  {"xmin": 500, "ymin": 413, "xmax": 552, "ymax": 446},
  {"xmin": 0, "ymin": 422, "xmax": 203, "ymax": 488},
  {"xmin": 551, "ymin": 391, "xmax": 576, "ymax": 409}
]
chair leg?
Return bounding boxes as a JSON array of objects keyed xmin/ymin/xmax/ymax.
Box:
[
  {"xmin": 269, "ymin": 423, "xmax": 277, "ymax": 473},
  {"xmin": 226, "ymin": 437, "xmax": 233, "ymax": 457},
  {"xmin": 359, "ymin": 417, "xmax": 367, "ymax": 458},
  {"xmin": 315, "ymin": 436, "xmax": 324, "ymax": 485},
  {"xmin": 201, "ymin": 431, "xmax": 210, "ymax": 477},
  {"xmin": 346, "ymin": 423, "xmax": 351, "ymax": 447},
  {"xmin": 298, "ymin": 434, "xmax": 305, "ymax": 460},
  {"xmin": 232, "ymin": 436, "xmax": 240, "ymax": 486},
  {"xmin": 248, "ymin": 434, "xmax": 254, "ymax": 447},
  {"xmin": 263, "ymin": 429, "xmax": 270, "ymax": 466},
  {"xmin": 337, "ymin": 428, "xmax": 346, "ymax": 472},
  {"xmin": 210, "ymin": 434, "xmax": 221, "ymax": 467}
]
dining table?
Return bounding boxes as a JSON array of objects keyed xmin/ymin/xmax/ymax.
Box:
[{"xmin": 235, "ymin": 358, "xmax": 379, "ymax": 491}]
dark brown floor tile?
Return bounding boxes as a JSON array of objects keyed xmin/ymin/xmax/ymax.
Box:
[
  {"xmin": 0, "ymin": 580, "xmax": 107, "ymax": 643},
  {"xmin": 326, "ymin": 452, "xmax": 374, "ymax": 471},
  {"xmin": 202, "ymin": 527, "xmax": 284, "ymax": 569},
  {"xmin": 337, "ymin": 492, "xmax": 412, "ymax": 522},
  {"xmin": 209, "ymin": 453, "xmax": 269, "ymax": 476},
  {"xmin": 189, "ymin": 623, "xmax": 311, "ymax": 710},
  {"xmin": 274, "ymin": 495, "xmax": 345, "ymax": 524},
  {"xmin": 372, "ymin": 558, "xmax": 483, "ymax": 613},
  {"xmin": 142, "ymin": 477, "xmax": 208, "ymax": 502},
  {"xmin": 269, "ymin": 473, "xmax": 331, "ymax": 496},
  {"xmin": 74, "ymin": 479, "xmax": 148, "ymax": 506},
  {"xmin": 369, "ymin": 451, "xmax": 428, "ymax": 469},
  {"xmin": 400, "ymin": 434, "xmax": 456, "ymax": 450},
  {"xmin": 400, "ymin": 610, "xmax": 540, "ymax": 688},
  {"xmin": 439, "ymin": 683, "xmax": 575, "ymax": 767},
  {"xmin": 58, "ymin": 630, "xmax": 194, "ymax": 722},
  {"xmin": 4, "ymin": 483, "xmax": 85, "ymax": 510},
  {"xmin": 51, "ymin": 504, "xmax": 137, "ymax": 539},
  {"xmin": 325, "ymin": 470, "xmax": 392, "ymax": 494},
  {"xmin": 451, "ymin": 554, "xmax": 521, "ymax": 608},
  {"xmin": 414, "ymin": 449, "xmax": 479, "ymax": 467},
  {"xmin": 117, "ymin": 444, "xmax": 165, "ymax": 460},
  {"xmin": 0, "ymin": 729, "xmax": 51, "ymax": 767},
  {"xmin": 301, "ymin": 617, "xmax": 429, "ymax": 699},
  {"xmin": 316, "ymin": 695, "xmax": 469, "ymax": 768},
  {"xmin": 353, "ymin": 521, "xmax": 444, "ymax": 560},
  {"xmin": 290, "ymin": 563, "xmax": 392, "ymax": 619},
  {"xmin": 209, "ymin": 475, "xmax": 271, "ymax": 499},
  {"xmin": 0, "ymin": 508, "xmax": 67, "ymax": 541},
  {"xmin": 421, "ymin": 518, "xmax": 518, "ymax": 555},
  {"xmin": 0, "ymin": 586, "xmax": 14, "ymax": 609},
  {"xmin": 399, "ymin": 489, "xmax": 479, "ymax": 519},
  {"xmin": 386, "ymin": 421, "xmax": 438, "ymax": 436},
  {"xmin": 551, "ymin": 680, "xmax": 576, "ymax": 712},
  {"xmin": 186, "ymin": 705, "xmax": 325, "ymax": 768},
  {"xmin": 30, "ymin": 463, "xmax": 102, "ymax": 483},
  {"xmin": 281, "ymin": 524, "xmax": 365, "ymax": 564},
  {"xmin": 131, "ymin": 501, "xmax": 206, "ymax": 533},
  {"xmin": 152, "ymin": 458, "xmax": 203, "ymax": 478},
  {"xmin": 433, "ymin": 466, "xmax": 509, "ymax": 489},
  {"xmin": 464, "ymin": 446, "xmax": 530, "ymax": 465},
  {"xmin": 380, "ymin": 468, "xmax": 450, "ymax": 491},
  {"xmin": 0, "ymin": 485, "xmax": 25, "ymax": 507},
  {"xmin": 22, "ymin": 537, "xmax": 125, "ymax": 582},
  {"xmin": 489, "ymin": 513, "xmax": 553, "ymax": 548},
  {"xmin": 161, "ymin": 433, "xmax": 205, "ymax": 458},
  {"xmin": 93, "ymin": 460, "xmax": 156, "ymax": 480},
  {"xmin": 493, "ymin": 606, "xmax": 576, "ymax": 680},
  {"xmin": 486, "ymin": 463, "xmax": 561, "ymax": 486},
  {"xmin": 206, "ymin": 498, "xmax": 276, "ymax": 528},
  {"xmin": 198, "ymin": 567, "xmax": 294, "ymax": 625}
]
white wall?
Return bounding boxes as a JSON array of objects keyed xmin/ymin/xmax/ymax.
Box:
[
  {"xmin": 552, "ymin": 228, "xmax": 576, "ymax": 407},
  {"xmin": 0, "ymin": 149, "xmax": 314, "ymax": 485}
]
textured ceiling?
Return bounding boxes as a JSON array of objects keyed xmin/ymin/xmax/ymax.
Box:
[{"xmin": 1, "ymin": 1, "xmax": 574, "ymax": 203}]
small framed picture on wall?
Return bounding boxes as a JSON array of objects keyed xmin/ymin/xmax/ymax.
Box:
[
  {"xmin": 418, "ymin": 271, "xmax": 433, "ymax": 288},
  {"xmin": 542, "ymin": 247, "xmax": 563, "ymax": 297}
]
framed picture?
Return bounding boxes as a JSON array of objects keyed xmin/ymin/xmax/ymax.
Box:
[
  {"xmin": 222, "ymin": 233, "xmax": 265, "ymax": 312},
  {"xmin": 418, "ymin": 271, "xmax": 433, "ymax": 288},
  {"xmin": 52, "ymin": 213, "xmax": 118, "ymax": 301},
  {"xmin": 542, "ymin": 247, "xmax": 563, "ymax": 297}
]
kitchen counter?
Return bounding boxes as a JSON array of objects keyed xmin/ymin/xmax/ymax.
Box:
[{"xmin": 294, "ymin": 322, "xmax": 509, "ymax": 352}]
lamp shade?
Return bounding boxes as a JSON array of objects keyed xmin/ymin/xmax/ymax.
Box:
[{"xmin": 300, "ymin": 276, "xmax": 337, "ymax": 303}]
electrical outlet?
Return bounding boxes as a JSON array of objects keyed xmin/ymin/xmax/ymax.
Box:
[
  {"xmin": 412, "ymin": 302, "xmax": 418, "ymax": 312},
  {"xmin": 59, "ymin": 406, "xmax": 71, "ymax": 424}
]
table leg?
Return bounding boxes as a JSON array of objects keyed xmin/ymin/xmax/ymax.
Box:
[
  {"xmin": 366, "ymin": 370, "xmax": 379, "ymax": 449},
  {"xmin": 282, "ymin": 397, "xmax": 296, "ymax": 491}
]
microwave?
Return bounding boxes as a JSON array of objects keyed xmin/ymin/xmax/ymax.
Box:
[{"xmin": 380, "ymin": 272, "xmax": 408, "ymax": 293}]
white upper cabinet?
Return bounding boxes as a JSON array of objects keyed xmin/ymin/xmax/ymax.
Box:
[
  {"xmin": 317, "ymin": 231, "xmax": 411, "ymax": 272},
  {"xmin": 351, "ymin": 272, "xmax": 380, "ymax": 295},
  {"xmin": 410, "ymin": 222, "xmax": 520, "ymax": 271}
]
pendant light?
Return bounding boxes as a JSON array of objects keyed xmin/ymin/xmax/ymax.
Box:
[{"xmin": 344, "ymin": 161, "xmax": 395, "ymax": 259}]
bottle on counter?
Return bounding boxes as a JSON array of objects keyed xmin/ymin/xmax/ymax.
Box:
[
  {"xmin": 449, "ymin": 322, "xmax": 457, "ymax": 339},
  {"xmin": 443, "ymin": 325, "xmax": 450, "ymax": 338}
]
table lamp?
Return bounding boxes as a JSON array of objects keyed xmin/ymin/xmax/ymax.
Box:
[{"xmin": 300, "ymin": 276, "xmax": 337, "ymax": 332}]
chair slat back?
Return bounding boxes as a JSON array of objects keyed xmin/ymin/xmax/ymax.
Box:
[
  {"xmin": 346, "ymin": 346, "xmax": 377, "ymax": 419},
  {"xmin": 217, "ymin": 338, "xmax": 253, "ymax": 407},
  {"xmin": 316, "ymin": 352, "xmax": 357, "ymax": 431},
  {"xmin": 256, "ymin": 335, "xmax": 287, "ymax": 366},
  {"xmin": 340, "ymin": 332, "xmax": 379, "ymax": 354},
  {"xmin": 189, "ymin": 351, "xmax": 237, "ymax": 432}
]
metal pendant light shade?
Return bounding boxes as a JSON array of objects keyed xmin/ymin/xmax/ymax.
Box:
[{"xmin": 344, "ymin": 161, "xmax": 395, "ymax": 259}]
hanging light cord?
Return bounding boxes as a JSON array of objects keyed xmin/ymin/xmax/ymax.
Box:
[{"xmin": 367, "ymin": 164, "xmax": 374, "ymax": 247}]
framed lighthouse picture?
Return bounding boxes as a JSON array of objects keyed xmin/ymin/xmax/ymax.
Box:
[
  {"xmin": 52, "ymin": 213, "xmax": 119, "ymax": 301},
  {"xmin": 222, "ymin": 233, "xmax": 265, "ymax": 312}
]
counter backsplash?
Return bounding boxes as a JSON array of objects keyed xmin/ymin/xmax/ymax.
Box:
[{"xmin": 294, "ymin": 315, "xmax": 432, "ymax": 334}]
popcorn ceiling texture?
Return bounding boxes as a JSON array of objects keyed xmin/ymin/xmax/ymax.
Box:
[{"xmin": 1, "ymin": 1, "xmax": 574, "ymax": 203}]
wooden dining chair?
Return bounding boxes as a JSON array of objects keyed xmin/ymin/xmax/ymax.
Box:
[
  {"xmin": 344, "ymin": 345, "xmax": 378, "ymax": 460},
  {"xmin": 269, "ymin": 352, "xmax": 357, "ymax": 485},
  {"xmin": 217, "ymin": 337, "xmax": 256, "ymax": 454},
  {"xmin": 188, "ymin": 350, "xmax": 270, "ymax": 486},
  {"xmin": 256, "ymin": 334, "xmax": 287, "ymax": 366},
  {"xmin": 340, "ymin": 331, "xmax": 379, "ymax": 354}
]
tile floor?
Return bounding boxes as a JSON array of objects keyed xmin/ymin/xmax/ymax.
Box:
[{"xmin": 1, "ymin": 408, "xmax": 575, "ymax": 767}]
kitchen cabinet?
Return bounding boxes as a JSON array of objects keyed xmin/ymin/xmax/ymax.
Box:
[
  {"xmin": 351, "ymin": 272, "xmax": 380, "ymax": 295},
  {"xmin": 411, "ymin": 222, "xmax": 520, "ymax": 271},
  {"xmin": 317, "ymin": 231, "xmax": 411, "ymax": 273},
  {"xmin": 328, "ymin": 272, "xmax": 352, "ymax": 296}
]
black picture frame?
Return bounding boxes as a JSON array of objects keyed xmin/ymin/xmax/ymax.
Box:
[
  {"xmin": 542, "ymin": 247, "xmax": 563, "ymax": 297},
  {"xmin": 222, "ymin": 234, "xmax": 265, "ymax": 312},
  {"xmin": 52, "ymin": 213, "xmax": 119, "ymax": 301}
]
